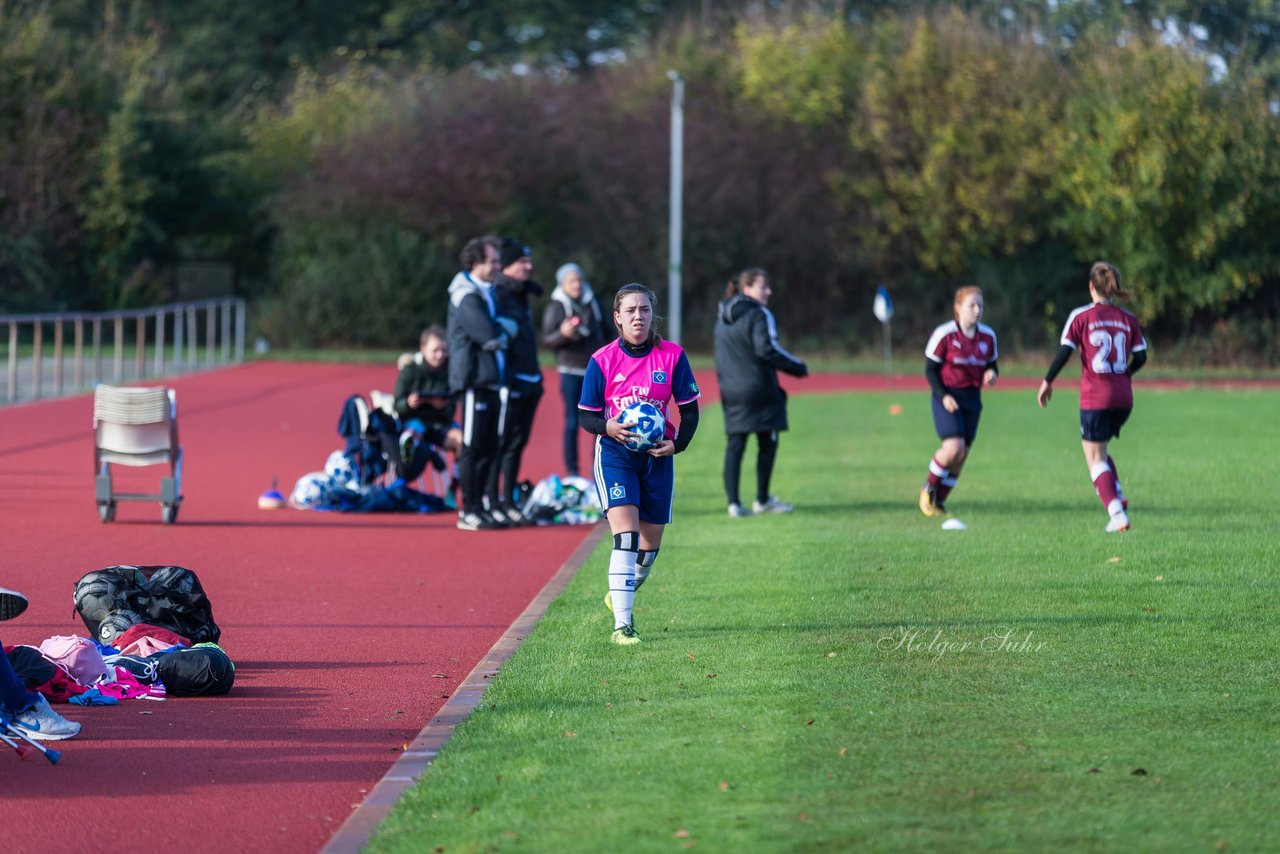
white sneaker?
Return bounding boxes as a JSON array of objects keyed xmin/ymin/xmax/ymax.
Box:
[
  {"xmin": 727, "ymin": 503, "xmax": 751, "ymax": 518},
  {"xmin": 1105, "ymin": 512, "xmax": 1131, "ymax": 533},
  {"xmin": 5, "ymin": 695, "xmax": 80, "ymax": 741},
  {"xmin": 752, "ymin": 496, "xmax": 794, "ymax": 514},
  {"xmin": 0, "ymin": 587, "xmax": 28, "ymax": 621}
]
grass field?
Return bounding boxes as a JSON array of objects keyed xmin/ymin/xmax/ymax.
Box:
[{"xmin": 368, "ymin": 388, "xmax": 1279, "ymax": 852}]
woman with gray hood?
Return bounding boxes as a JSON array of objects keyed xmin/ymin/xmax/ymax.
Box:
[{"xmin": 542, "ymin": 262, "xmax": 606, "ymax": 476}]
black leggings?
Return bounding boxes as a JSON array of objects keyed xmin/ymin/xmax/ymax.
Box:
[{"xmin": 724, "ymin": 431, "xmax": 780, "ymax": 506}]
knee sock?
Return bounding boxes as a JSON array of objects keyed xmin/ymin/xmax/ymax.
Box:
[
  {"xmin": 1108, "ymin": 454, "xmax": 1126, "ymax": 505},
  {"xmin": 926, "ymin": 457, "xmax": 948, "ymax": 490},
  {"xmin": 935, "ymin": 474, "xmax": 958, "ymax": 505},
  {"xmin": 1090, "ymin": 461, "xmax": 1124, "ymax": 517},
  {"xmin": 635, "ymin": 548, "xmax": 659, "ymax": 591},
  {"xmin": 609, "ymin": 532, "xmax": 640, "ymax": 629}
]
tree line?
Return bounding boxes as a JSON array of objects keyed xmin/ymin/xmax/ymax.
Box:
[{"xmin": 2, "ymin": 1, "xmax": 1278, "ymax": 362}]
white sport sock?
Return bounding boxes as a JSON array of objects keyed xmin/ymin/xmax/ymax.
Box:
[{"xmin": 609, "ymin": 532, "xmax": 639, "ymax": 629}]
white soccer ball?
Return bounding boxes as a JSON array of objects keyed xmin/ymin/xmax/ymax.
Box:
[
  {"xmin": 290, "ymin": 472, "xmax": 331, "ymax": 509},
  {"xmin": 324, "ymin": 450, "xmax": 361, "ymax": 491},
  {"xmin": 941, "ymin": 518, "xmax": 967, "ymax": 531},
  {"xmin": 618, "ymin": 401, "xmax": 665, "ymax": 452}
]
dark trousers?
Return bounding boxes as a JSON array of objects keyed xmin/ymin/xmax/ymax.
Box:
[
  {"xmin": 723, "ymin": 430, "xmax": 780, "ymax": 506},
  {"xmin": 487, "ymin": 380, "xmax": 544, "ymax": 508},
  {"xmin": 1, "ymin": 639, "xmax": 39, "ymax": 714},
  {"xmin": 559, "ymin": 371, "xmax": 586, "ymax": 475},
  {"xmin": 457, "ymin": 387, "xmax": 502, "ymax": 514}
]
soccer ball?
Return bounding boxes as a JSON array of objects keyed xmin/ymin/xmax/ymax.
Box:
[
  {"xmin": 618, "ymin": 401, "xmax": 665, "ymax": 452},
  {"xmin": 290, "ymin": 472, "xmax": 332, "ymax": 509},
  {"xmin": 324, "ymin": 450, "xmax": 361, "ymax": 491}
]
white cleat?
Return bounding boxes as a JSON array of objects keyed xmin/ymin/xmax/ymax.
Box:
[
  {"xmin": 1105, "ymin": 512, "xmax": 1131, "ymax": 533},
  {"xmin": 727, "ymin": 503, "xmax": 751, "ymax": 518}
]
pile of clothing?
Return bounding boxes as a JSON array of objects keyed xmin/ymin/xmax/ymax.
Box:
[
  {"xmin": 2, "ymin": 564, "xmax": 236, "ymax": 707},
  {"xmin": 5, "ymin": 630, "xmax": 233, "ymax": 706},
  {"xmin": 520, "ymin": 475, "xmax": 603, "ymax": 525},
  {"xmin": 289, "ymin": 450, "xmax": 449, "ymax": 513}
]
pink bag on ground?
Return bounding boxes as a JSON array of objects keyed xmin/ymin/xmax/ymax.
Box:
[{"xmin": 38, "ymin": 635, "xmax": 112, "ymax": 685}]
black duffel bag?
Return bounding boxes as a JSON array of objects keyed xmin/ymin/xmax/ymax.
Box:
[
  {"xmin": 153, "ymin": 645, "xmax": 235, "ymax": 696},
  {"xmin": 73, "ymin": 565, "xmax": 221, "ymax": 646}
]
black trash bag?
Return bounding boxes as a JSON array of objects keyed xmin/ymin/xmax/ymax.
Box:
[
  {"xmin": 137, "ymin": 566, "xmax": 221, "ymax": 645},
  {"xmin": 74, "ymin": 565, "xmax": 221, "ymax": 647}
]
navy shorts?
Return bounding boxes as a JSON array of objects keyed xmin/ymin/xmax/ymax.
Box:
[
  {"xmin": 1080, "ymin": 408, "xmax": 1131, "ymax": 442},
  {"xmin": 592, "ymin": 435, "xmax": 675, "ymax": 525},
  {"xmin": 931, "ymin": 388, "xmax": 982, "ymax": 445}
]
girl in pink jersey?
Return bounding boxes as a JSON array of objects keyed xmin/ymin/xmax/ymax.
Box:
[
  {"xmin": 919, "ymin": 286, "xmax": 999, "ymax": 517},
  {"xmin": 1037, "ymin": 262, "xmax": 1148, "ymax": 533},
  {"xmin": 578, "ymin": 284, "xmax": 701, "ymax": 645}
]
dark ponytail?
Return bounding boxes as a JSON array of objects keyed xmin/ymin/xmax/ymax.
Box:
[
  {"xmin": 1089, "ymin": 261, "xmax": 1131, "ymax": 301},
  {"xmin": 724, "ymin": 267, "xmax": 769, "ymax": 300}
]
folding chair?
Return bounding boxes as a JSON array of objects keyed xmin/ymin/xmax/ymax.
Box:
[{"xmin": 92, "ymin": 384, "xmax": 183, "ymax": 524}]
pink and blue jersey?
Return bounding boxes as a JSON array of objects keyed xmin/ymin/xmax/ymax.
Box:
[{"xmin": 579, "ymin": 339, "xmax": 700, "ymax": 441}]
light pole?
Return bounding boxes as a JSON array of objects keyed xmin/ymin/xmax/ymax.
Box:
[
  {"xmin": 667, "ymin": 70, "xmax": 684, "ymax": 344},
  {"xmin": 874, "ymin": 284, "xmax": 894, "ymax": 388}
]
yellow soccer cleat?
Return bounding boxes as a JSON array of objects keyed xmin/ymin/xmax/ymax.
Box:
[
  {"xmin": 919, "ymin": 486, "xmax": 940, "ymax": 517},
  {"xmin": 610, "ymin": 625, "xmax": 641, "ymax": 646}
]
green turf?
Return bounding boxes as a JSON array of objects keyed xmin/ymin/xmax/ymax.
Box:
[{"xmin": 367, "ymin": 388, "xmax": 1279, "ymax": 852}]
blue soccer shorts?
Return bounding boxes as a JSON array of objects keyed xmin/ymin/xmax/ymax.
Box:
[
  {"xmin": 592, "ymin": 435, "xmax": 675, "ymax": 525},
  {"xmin": 1079, "ymin": 407, "xmax": 1131, "ymax": 442},
  {"xmin": 931, "ymin": 388, "xmax": 983, "ymax": 445}
]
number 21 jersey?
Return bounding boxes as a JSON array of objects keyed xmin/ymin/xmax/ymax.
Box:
[{"xmin": 1061, "ymin": 302, "xmax": 1147, "ymax": 409}]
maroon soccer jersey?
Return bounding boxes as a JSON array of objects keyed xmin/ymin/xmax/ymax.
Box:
[
  {"xmin": 1060, "ymin": 302, "xmax": 1147, "ymax": 409},
  {"xmin": 925, "ymin": 321, "xmax": 998, "ymax": 389}
]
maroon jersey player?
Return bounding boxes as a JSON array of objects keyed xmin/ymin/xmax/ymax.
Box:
[
  {"xmin": 919, "ymin": 286, "xmax": 999, "ymax": 517},
  {"xmin": 1037, "ymin": 261, "xmax": 1148, "ymax": 533}
]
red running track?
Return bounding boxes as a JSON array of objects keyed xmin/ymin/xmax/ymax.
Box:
[{"xmin": 0, "ymin": 362, "xmax": 601, "ymax": 853}]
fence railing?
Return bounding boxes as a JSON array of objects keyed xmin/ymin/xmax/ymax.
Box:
[{"xmin": 2, "ymin": 298, "xmax": 246, "ymax": 404}]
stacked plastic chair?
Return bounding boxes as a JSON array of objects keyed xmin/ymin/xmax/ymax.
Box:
[{"xmin": 92, "ymin": 385, "xmax": 183, "ymax": 523}]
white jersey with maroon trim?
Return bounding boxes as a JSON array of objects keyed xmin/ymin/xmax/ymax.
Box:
[
  {"xmin": 1060, "ymin": 303, "xmax": 1146, "ymax": 409},
  {"xmin": 925, "ymin": 321, "xmax": 998, "ymax": 390}
]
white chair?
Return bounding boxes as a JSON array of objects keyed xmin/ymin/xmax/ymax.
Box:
[{"xmin": 93, "ymin": 384, "xmax": 183, "ymax": 524}]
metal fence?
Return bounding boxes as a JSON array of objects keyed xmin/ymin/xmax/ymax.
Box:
[{"xmin": 2, "ymin": 298, "xmax": 246, "ymax": 404}]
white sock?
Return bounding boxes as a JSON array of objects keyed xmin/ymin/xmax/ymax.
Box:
[
  {"xmin": 609, "ymin": 532, "xmax": 639, "ymax": 629},
  {"xmin": 635, "ymin": 549, "xmax": 659, "ymax": 590}
]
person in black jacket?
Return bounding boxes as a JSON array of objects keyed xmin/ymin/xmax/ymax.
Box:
[
  {"xmin": 392, "ymin": 324, "xmax": 460, "ymax": 482},
  {"xmin": 485, "ymin": 238, "xmax": 545, "ymax": 525},
  {"xmin": 713, "ymin": 267, "xmax": 808, "ymax": 517},
  {"xmin": 541, "ymin": 262, "xmax": 606, "ymax": 476},
  {"xmin": 447, "ymin": 235, "xmax": 516, "ymax": 531}
]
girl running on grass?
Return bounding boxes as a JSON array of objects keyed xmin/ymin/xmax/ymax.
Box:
[
  {"xmin": 578, "ymin": 284, "xmax": 701, "ymax": 645},
  {"xmin": 1038, "ymin": 261, "xmax": 1147, "ymax": 533},
  {"xmin": 919, "ymin": 286, "xmax": 999, "ymax": 517}
]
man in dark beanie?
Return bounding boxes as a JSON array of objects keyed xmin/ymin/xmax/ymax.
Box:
[{"xmin": 486, "ymin": 237, "xmax": 545, "ymax": 525}]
